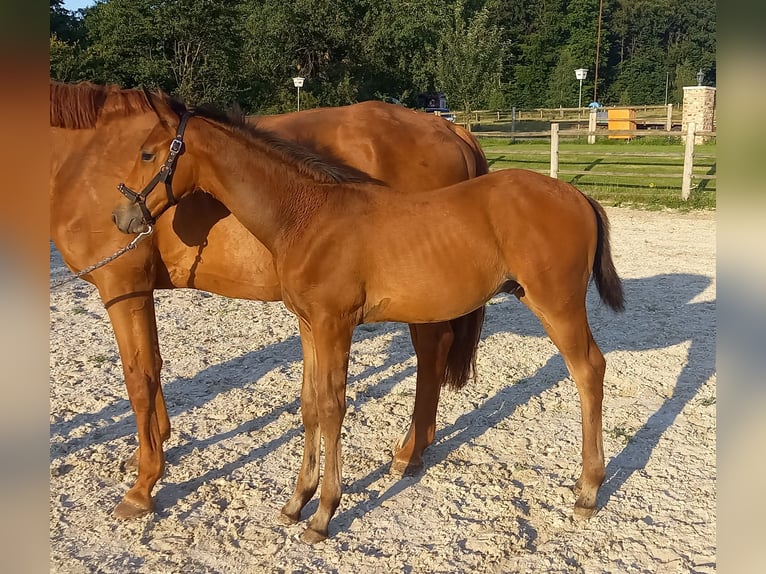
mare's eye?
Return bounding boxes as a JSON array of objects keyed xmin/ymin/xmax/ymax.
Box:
[{"xmin": 141, "ymin": 151, "xmax": 156, "ymax": 161}]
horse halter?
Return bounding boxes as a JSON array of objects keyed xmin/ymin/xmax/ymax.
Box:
[{"xmin": 117, "ymin": 111, "xmax": 193, "ymax": 225}]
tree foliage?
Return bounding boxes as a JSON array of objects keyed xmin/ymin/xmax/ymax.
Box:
[
  {"xmin": 49, "ymin": 0, "xmax": 716, "ymax": 112},
  {"xmin": 436, "ymin": 2, "xmax": 504, "ymax": 122}
]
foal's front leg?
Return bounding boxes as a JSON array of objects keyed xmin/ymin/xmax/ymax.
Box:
[
  {"xmin": 301, "ymin": 315, "xmax": 354, "ymax": 543},
  {"xmin": 280, "ymin": 320, "xmax": 321, "ymax": 524}
]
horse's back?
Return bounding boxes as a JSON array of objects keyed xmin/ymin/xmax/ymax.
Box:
[{"xmin": 253, "ymin": 102, "xmax": 485, "ymax": 191}]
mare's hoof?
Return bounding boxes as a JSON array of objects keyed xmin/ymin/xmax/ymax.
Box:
[
  {"xmin": 390, "ymin": 458, "xmax": 424, "ymax": 476},
  {"xmin": 300, "ymin": 527, "xmax": 328, "ymax": 544},
  {"xmin": 113, "ymin": 497, "xmax": 153, "ymax": 520},
  {"xmin": 572, "ymin": 478, "xmax": 583, "ymax": 496}
]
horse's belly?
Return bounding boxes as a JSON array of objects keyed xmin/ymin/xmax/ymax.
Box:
[{"xmin": 363, "ymin": 273, "xmax": 500, "ymax": 324}]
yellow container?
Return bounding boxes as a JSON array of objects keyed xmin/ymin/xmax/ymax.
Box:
[{"xmin": 607, "ymin": 109, "xmax": 636, "ymax": 139}]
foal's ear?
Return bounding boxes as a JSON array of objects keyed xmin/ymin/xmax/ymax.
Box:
[{"xmin": 144, "ymin": 89, "xmax": 182, "ymax": 131}]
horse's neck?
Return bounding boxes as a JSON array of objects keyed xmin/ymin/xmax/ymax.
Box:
[
  {"xmin": 193, "ymin": 124, "xmax": 328, "ymax": 254},
  {"xmin": 50, "ymin": 127, "xmax": 95, "ymax": 180}
]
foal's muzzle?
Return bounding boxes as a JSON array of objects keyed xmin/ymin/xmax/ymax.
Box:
[{"xmin": 115, "ymin": 111, "xmax": 192, "ymax": 229}]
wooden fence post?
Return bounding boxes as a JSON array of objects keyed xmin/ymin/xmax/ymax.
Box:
[
  {"xmin": 550, "ymin": 123, "xmax": 559, "ymax": 179},
  {"xmin": 682, "ymin": 121, "xmax": 695, "ymax": 200},
  {"xmin": 666, "ymin": 103, "xmax": 673, "ymax": 131},
  {"xmin": 511, "ymin": 107, "xmax": 516, "ymax": 143},
  {"xmin": 588, "ymin": 109, "xmax": 597, "ymax": 144}
]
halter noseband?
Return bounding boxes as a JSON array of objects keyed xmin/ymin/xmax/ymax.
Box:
[{"xmin": 117, "ymin": 111, "xmax": 193, "ymax": 225}]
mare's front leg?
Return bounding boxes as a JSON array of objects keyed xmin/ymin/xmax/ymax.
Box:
[
  {"xmin": 102, "ymin": 288, "xmax": 169, "ymax": 519},
  {"xmin": 391, "ymin": 322, "xmax": 453, "ymax": 475},
  {"xmin": 280, "ymin": 319, "xmax": 321, "ymax": 524},
  {"xmin": 301, "ymin": 315, "xmax": 355, "ymax": 544}
]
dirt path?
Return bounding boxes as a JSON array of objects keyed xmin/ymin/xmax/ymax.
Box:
[{"xmin": 49, "ymin": 207, "xmax": 716, "ymax": 573}]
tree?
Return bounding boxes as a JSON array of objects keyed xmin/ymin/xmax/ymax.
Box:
[
  {"xmin": 547, "ymin": 47, "xmax": 579, "ymax": 108},
  {"xmin": 357, "ymin": 0, "xmax": 450, "ymax": 103},
  {"xmin": 50, "ymin": 0, "xmax": 715, "ymax": 112},
  {"xmin": 50, "ymin": 0, "xmax": 89, "ymax": 82},
  {"xmin": 435, "ymin": 2, "xmax": 505, "ymax": 125},
  {"xmin": 80, "ymin": 0, "xmax": 244, "ymax": 105},
  {"xmin": 50, "ymin": 0, "xmax": 84, "ymax": 44},
  {"xmin": 239, "ymin": 0, "xmax": 369, "ymax": 112}
]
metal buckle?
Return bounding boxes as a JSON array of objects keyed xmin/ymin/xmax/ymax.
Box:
[{"xmin": 169, "ymin": 138, "xmax": 184, "ymax": 154}]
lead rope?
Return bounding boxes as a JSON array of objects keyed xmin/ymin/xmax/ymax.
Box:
[{"xmin": 49, "ymin": 225, "xmax": 154, "ymax": 291}]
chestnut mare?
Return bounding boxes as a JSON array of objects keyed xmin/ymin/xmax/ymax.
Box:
[
  {"xmin": 112, "ymin": 92, "xmax": 625, "ymax": 543},
  {"xmin": 50, "ymin": 81, "xmax": 488, "ymax": 518}
]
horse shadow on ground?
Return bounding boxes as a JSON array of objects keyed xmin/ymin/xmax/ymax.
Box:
[
  {"xmin": 49, "ymin": 317, "xmax": 417, "ymax": 460},
  {"xmin": 51, "ymin": 272, "xmax": 715, "ymax": 534},
  {"xmin": 329, "ymin": 272, "xmax": 716, "ymax": 536}
]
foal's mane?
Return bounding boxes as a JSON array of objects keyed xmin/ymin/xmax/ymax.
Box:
[
  {"xmin": 50, "ymin": 81, "xmax": 153, "ymax": 129},
  {"xmin": 161, "ymin": 95, "xmax": 378, "ymax": 186}
]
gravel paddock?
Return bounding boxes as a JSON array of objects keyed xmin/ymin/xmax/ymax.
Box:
[{"xmin": 50, "ymin": 206, "xmax": 716, "ymax": 573}]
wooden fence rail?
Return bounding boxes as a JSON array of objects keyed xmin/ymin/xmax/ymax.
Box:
[
  {"xmin": 456, "ymin": 104, "xmax": 684, "ymax": 131},
  {"xmin": 481, "ymin": 121, "xmax": 716, "ymax": 200}
]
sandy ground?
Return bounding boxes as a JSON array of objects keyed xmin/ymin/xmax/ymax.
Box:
[{"xmin": 49, "ymin": 206, "xmax": 716, "ymax": 573}]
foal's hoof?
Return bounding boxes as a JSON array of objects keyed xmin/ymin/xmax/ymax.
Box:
[
  {"xmin": 300, "ymin": 526, "xmax": 328, "ymax": 544},
  {"xmin": 278, "ymin": 510, "xmax": 300, "ymax": 526},
  {"xmin": 113, "ymin": 496, "xmax": 153, "ymax": 520},
  {"xmin": 573, "ymin": 502, "xmax": 599, "ymax": 521}
]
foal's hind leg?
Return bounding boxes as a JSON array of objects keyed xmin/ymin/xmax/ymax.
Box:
[
  {"xmin": 521, "ymin": 297, "xmax": 606, "ymax": 519},
  {"xmin": 391, "ymin": 322, "xmax": 453, "ymax": 475},
  {"xmin": 280, "ymin": 320, "xmax": 322, "ymax": 525}
]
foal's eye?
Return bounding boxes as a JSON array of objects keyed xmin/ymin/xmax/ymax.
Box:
[{"xmin": 140, "ymin": 151, "xmax": 156, "ymax": 161}]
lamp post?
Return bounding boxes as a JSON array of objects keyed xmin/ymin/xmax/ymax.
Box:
[
  {"xmin": 292, "ymin": 76, "xmax": 305, "ymax": 111},
  {"xmin": 696, "ymin": 68, "xmax": 704, "ymax": 86},
  {"xmin": 575, "ymin": 68, "xmax": 588, "ymax": 119}
]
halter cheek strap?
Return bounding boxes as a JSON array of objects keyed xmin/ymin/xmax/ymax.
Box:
[{"xmin": 117, "ymin": 111, "xmax": 193, "ymax": 225}]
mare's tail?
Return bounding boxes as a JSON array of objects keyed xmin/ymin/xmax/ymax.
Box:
[
  {"xmin": 441, "ymin": 125, "xmax": 489, "ymax": 390},
  {"xmin": 444, "ymin": 306, "xmax": 486, "ymax": 390},
  {"xmin": 585, "ymin": 195, "xmax": 625, "ymax": 312}
]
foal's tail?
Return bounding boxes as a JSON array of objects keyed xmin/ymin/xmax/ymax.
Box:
[
  {"xmin": 585, "ymin": 195, "xmax": 625, "ymax": 312},
  {"xmin": 444, "ymin": 306, "xmax": 486, "ymax": 390}
]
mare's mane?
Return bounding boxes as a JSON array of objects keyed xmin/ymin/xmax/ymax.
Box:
[
  {"xmin": 50, "ymin": 81, "xmax": 153, "ymax": 129},
  {"xmin": 160, "ymin": 94, "xmax": 378, "ymax": 186}
]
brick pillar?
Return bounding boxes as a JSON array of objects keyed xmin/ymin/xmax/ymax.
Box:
[{"xmin": 682, "ymin": 86, "xmax": 716, "ymax": 144}]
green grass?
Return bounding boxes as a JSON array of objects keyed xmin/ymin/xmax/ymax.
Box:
[{"xmin": 478, "ymin": 137, "xmax": 716, "ymax": 209}]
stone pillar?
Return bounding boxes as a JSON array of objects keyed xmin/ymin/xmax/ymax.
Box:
[{"xmin": 682, "ymin": 86, "xmax": 716, "ymax": 144}]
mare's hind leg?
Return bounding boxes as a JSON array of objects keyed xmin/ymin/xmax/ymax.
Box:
[
  {"xmin": 102, "ymin": 291, "xmax": 168, "ymax": 519},
  {"xmin": 391, "ymin": 322, "xmax": 453, "ymax": 475},
  {"xmin": 521, "ymin": 297, "xmax": 606, "ymax": 519},
  {"xmin": 280, "ymin": 319, "xmax": 322, "ymax": 524}
]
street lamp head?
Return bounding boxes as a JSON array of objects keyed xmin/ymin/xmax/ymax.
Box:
[
  {"xmin": 292, "ymin": 77, "xmax": 305, "ymax": 88},
  {"xmin": 696, "ymin": 69, "xmax": 704, "ymax": 86},
  {"xmin": 575, "ymin": 68, "xmax": 588, "ymax": 81}
]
